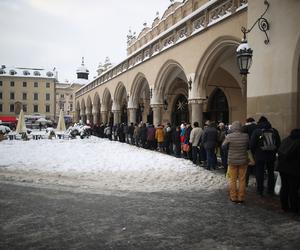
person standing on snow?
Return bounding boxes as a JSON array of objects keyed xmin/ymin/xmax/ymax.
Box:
[
  {"xmin": 222, "ymin": 121, "xmax": 249, "ymax": 203},
  {"xmin": 277, "ymin": 129, "xmax": 300, "ymax": 214},
  {"xmin": 250, "ymin": 116, "xmax": 281, "ymax": 197},
  {"xmin": 189, "ymin": 122, "xmax": 203, "ymax": 165}
]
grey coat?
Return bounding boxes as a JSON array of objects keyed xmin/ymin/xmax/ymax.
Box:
[{"xmin": 223, "ymin": 121, "xmax": 249, "ymax": 166}]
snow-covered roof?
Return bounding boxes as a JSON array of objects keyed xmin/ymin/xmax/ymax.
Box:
[
  {"xmin": 0, "ymin": 66, "xmax": 56, "ymax": 79},
  {"xmin": 71, "ymin": 78, "xmax": 89, "ymax": 85}
]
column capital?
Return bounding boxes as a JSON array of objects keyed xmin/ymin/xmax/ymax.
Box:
[
  {"xmin": 188, "ymin": 97, "xmax": 207, "ymax": 104},
  {"xmin": 150, "ymin": 103, "xmax": 164, "ymax": 109}
]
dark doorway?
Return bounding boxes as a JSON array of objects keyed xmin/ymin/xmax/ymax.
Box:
[
  {"xmin": 121, "ymin": 105, "xmax": 127, "ymax": 124},
  {"xmin": 147, "ymin": 108, "xmax": 153, "ymax": 125},
  {"xmin": 172, "ymin": 94, "xmax": 189, "ymax": 126},
  {"xmin": 208, "ymin": 88, "xmax": 229, "ymax": 124}
]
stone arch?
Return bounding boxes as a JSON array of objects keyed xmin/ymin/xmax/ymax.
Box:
[
  {"xmin": 130, "ymin": 72, "xmax": 150, "ymax": 108},
  {"xmin": 102, "ymin": 88, "xmax": 113, "ymax": 124},
  {"xmin": 195, "ymin": 36, "xmax": 245, "ymax": 123},
  {"xmin": 195, "ymin": 36, "xmax": 241, "ymax": 97},
  {"xmin": 80, "ymin": 98, "xmax": 86, "ymax": 123},
  {"xmin": 154, "ymin": 59, "xmax": 188, "ymax": 99},
  {"xmin": 102, "ymin": 88, "xmax": 112, "ymax": 111},
  {"xmin": 113, "ymin": 82, "xmax": 128, "ymax": 109},
  {"xmin": 86, "ymin": 95, "xmax": 92, "ymax": 114},
  {"xmin": 155, "ymin": 59, "xmax": 189, "ymax": 123},
  {"xmin": 93, "ymin": 92, "xmax": 101, "ymax": 124},
  {"xmin": 130, "ymin": 72, "xmax": 151, "ymax": 123},
  {"xmin": 75, "ymin": 101, "xmax": 81, "ymax": 122}
]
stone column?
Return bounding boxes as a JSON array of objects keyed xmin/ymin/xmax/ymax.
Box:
[
  {"xmin": 80, "ymin": 110, "xmax": 86, "ymax": 123},
  {"xmin": 93, "ymin": 112, "xmax": 99, "ymax": 125},
  {"xmin": 86, "ymin": 112, "xmax": 92, "ymax": 124},
  {"xmin": 151, "ymin": 104, "xmax": 163, "ymax": 127},
  {"xmin": 113, "ymin": 110, "xmax": 121, "ymax": 125},
  {"xmin": 128, "ymin": 108, "xmax": 137, "ymax": 124},
  {"xmin": 189, "ymin": 99, "xmax": 204, "ymax": 127},
  {"xmin": 101, "ymin": 111, "xmax": 108, "ymax": 125},
  {"xmin": 74, "ymin": 110, "xmax": 80, "ymax": 123}
]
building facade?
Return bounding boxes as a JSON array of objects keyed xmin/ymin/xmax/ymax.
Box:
[
  {"xmin": 0, "ymin": 66, "xmax": 57, "ymax": 120},
  {"xmin": 75, "ymin": 0, "xmax": 300, "ymax": 137}
]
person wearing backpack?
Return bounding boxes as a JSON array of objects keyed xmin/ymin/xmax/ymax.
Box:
[
  {"xmin": 277, "ymin": 129, "xmax": 300, "ymax": 214},
  {"xmin": 250, "ymin": 116, "xmax": 281, "ymax": 197}
]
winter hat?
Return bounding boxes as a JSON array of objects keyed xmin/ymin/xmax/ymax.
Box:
[
  {"xmin": 230, "ymin": 121, "xmax": 242, "ymax": 132},
  {"xmin": 258, "ymin": 116, "xmax": 268, "ymax": 123}
]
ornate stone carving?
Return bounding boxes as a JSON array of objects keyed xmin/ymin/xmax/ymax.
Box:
[
  {"xmin": 193, "ymin": 15, "xmax": 206, "ymax": 31},
  {"xmin": 209, "ymin": 0, "xmax": 233, "ymax": 23}
]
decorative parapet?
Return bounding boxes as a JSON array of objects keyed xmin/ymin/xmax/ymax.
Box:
[{"xmin": 75, "ymin": 0, "xmax": 248, "ymax": 99}]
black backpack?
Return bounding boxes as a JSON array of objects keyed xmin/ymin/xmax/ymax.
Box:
[{"xmin": 260, "ymin": 129, "xmax": 276, "ymax": 151}]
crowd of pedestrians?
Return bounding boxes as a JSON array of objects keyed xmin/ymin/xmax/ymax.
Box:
[{"xmin": 88, "ymin": 116, "xmax": 299, "ymax": 214}]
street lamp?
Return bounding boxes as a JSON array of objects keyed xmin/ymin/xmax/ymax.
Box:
[{"xmin": 236, "ymin": 0, "xmax": 270, "ymax": 76}]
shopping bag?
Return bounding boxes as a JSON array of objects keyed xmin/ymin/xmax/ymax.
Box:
[
  {"xmin": 274, "ymin": 173, "xmax": 281, "ymax": 195},
  {"xmin": 182, "ymin": 143, "xmax": 190, "ymax": 152}
]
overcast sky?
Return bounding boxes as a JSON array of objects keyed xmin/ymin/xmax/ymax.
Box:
[{"xmin": 0, "ymin": 0, "xmax": 173, "ymax": 82}]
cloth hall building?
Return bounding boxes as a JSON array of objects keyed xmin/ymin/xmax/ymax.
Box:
[{"xmin": 75, "ymin": 0, "xmax": 300, "ymax": 137}]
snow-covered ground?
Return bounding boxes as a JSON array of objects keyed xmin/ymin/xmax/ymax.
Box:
[{"xmin": 0, "ymin": 136, "xmax": 226, "ymax": 193}]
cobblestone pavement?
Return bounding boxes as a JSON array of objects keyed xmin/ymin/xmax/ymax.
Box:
[{"xmin": 0, "ymin": 181, "xmax": 299, "ymax": 250}]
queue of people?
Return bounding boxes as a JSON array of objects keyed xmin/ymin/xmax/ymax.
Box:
[{"xmin": 87, "ymin": 116, "xmax": 299, "ymax": 214}]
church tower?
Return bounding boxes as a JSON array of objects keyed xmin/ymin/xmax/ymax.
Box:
[{"xmin": 76, "ymin": 57, "xmax": 89, "ymax": 80}]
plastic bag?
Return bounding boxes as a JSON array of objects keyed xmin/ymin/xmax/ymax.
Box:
[{"xmin": 274, "ymin": 173, "xmax": 281, "ymax": 195}]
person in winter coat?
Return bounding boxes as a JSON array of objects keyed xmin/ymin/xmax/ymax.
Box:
[
  {"xmin": 140, "ymin": 123, "xmax": 148, "ymax": 148},
  {"xmin": 242, "ymin": 117, "xmax": 257, "ymax": 186},
  {"xmin": 189, "ymin": 122, "xmax": 203, "ymax": 164},
  {"xmin": 147, "ymin": 125, "xmax": 156, "ymax": 150},
  {"xmin": 223, "ymin": 121, "xmax": 249, "ymax": 203},
  {"xmin": 164, "ymin": 123, "xmax": 173, "ymax": 155},
  {"xmin": 172, "ymin": 126, "xmax": 181, "ymax": 157},
  {"xmin": 155, "ymin": 125, "xmax": 164, "ymax": 152},
  {"xmin": 277, "ymin": 129, "xmax": 300, "ymax": 214},
  {"xmin": 183, "ymin": 123, "xmax": 192, "ymax": 160},
  {"xmin": 250, "ymin": 116, "xmax": 281, "ymax": 196},
  {"xmin": 202, "ymin": 122, "xmax": 218, "ymax": 170}
]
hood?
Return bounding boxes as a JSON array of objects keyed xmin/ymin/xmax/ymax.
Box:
[{"xmin": 231, "ymin": 121, "xmax": 242, "ymax": 132}]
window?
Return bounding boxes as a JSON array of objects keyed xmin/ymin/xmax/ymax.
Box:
[
  {"xmin": 0, "ymin": 92, "xmax": 2, "ymax": 99},
  {"xmin": 34, "ymin": 93, "xmax": 38, "ymax": 100},
  {"xmin": 34, "ymin": 82, "xmax": 38, "ymax": 87},
  {"xmin": 10, "ymin": 104, "xmax": 14, "ymax": 112},
  {"xmin": 23, "ymin": 82, "xmax": 27, "ymax": 87},
  {"xmin": 46, "ymin": 72, "xmax": 53, "ymax": 77},
  {"xmin": 70, "ymin": 103, "xmax": 73, "ymax": 111},
  {"xmin": 9, "ymin": 70, "xmax": 17, "ymax": 75},
  {"xmin": 0, "ymin": 103, "xmax": 2, "ymax": 112},
  {"xmin": 23, "ymin": 104, "xmax": 27, "ymax": 112},
  {"xmin": 23, "ymin": 93, "xmax": 27, "ymax": 100},
  {"xmin": 60, "ymin": 94, "xmax": 64, "ymax": 98},
  {"xmin": 23, "ymin": 70, "xmax": 30, "ymax": 76},
  {"xmin": 46, "ymin": 105, "xmax": 50, "ymax": 113},
  {"xmin": 46, "ymin": 93, "xmax": 50, "ymax": 101},
  {"xmin": 33, "ymin": 105, "xmax": 38, "ymax": 113},
  {"xmin": 0, "ymin": 81, "xmax": 2, "ymax": 86},
  {"xmin": 70, "ymin": 94, "xmax": 73, "ymax": 99},
  {"xmin": 33, "ymin": 71, "xmax": 41, "ymax": 76},
  {"xmin": 0, "ymin": 70, "xmax": 5, "ymax": 74},
  {"xmin": 10, "ymin": 81, "xmax": 15, "ymax": 87},
  {"xmin": 46, "ymin": 82, "xmax": 50, "ymax": 88},
  {"xmin": 10, "ymin": 92, "xmax": 15, "ymax": 100}
]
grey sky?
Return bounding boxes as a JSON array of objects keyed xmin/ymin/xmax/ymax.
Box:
[{"xmin": 0, "ymin": 0, "xmax": 172, "ymax": 82}]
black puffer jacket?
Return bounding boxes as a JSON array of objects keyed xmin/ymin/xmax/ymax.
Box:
[
  {"xmin": 277, "ymin": 129, "xmax": 300, "ymax": 177},
  {"xmin": 250, "ymin": 120, "xmax": 281, "ymax": 161}
]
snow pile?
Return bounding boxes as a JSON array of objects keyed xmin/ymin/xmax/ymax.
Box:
[{"xmin": 0, "ymin": 137, "xmax": 226, "ymax": 192}]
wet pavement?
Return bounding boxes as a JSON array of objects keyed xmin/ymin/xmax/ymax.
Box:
[{"xmin": 1, "ymin": 181, "xmax": 300, "ymax": 250}]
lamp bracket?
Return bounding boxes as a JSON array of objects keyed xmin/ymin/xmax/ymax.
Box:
[{"xmin": 241, "ymin": 0, "xmax": 270, "ymax": 44}]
